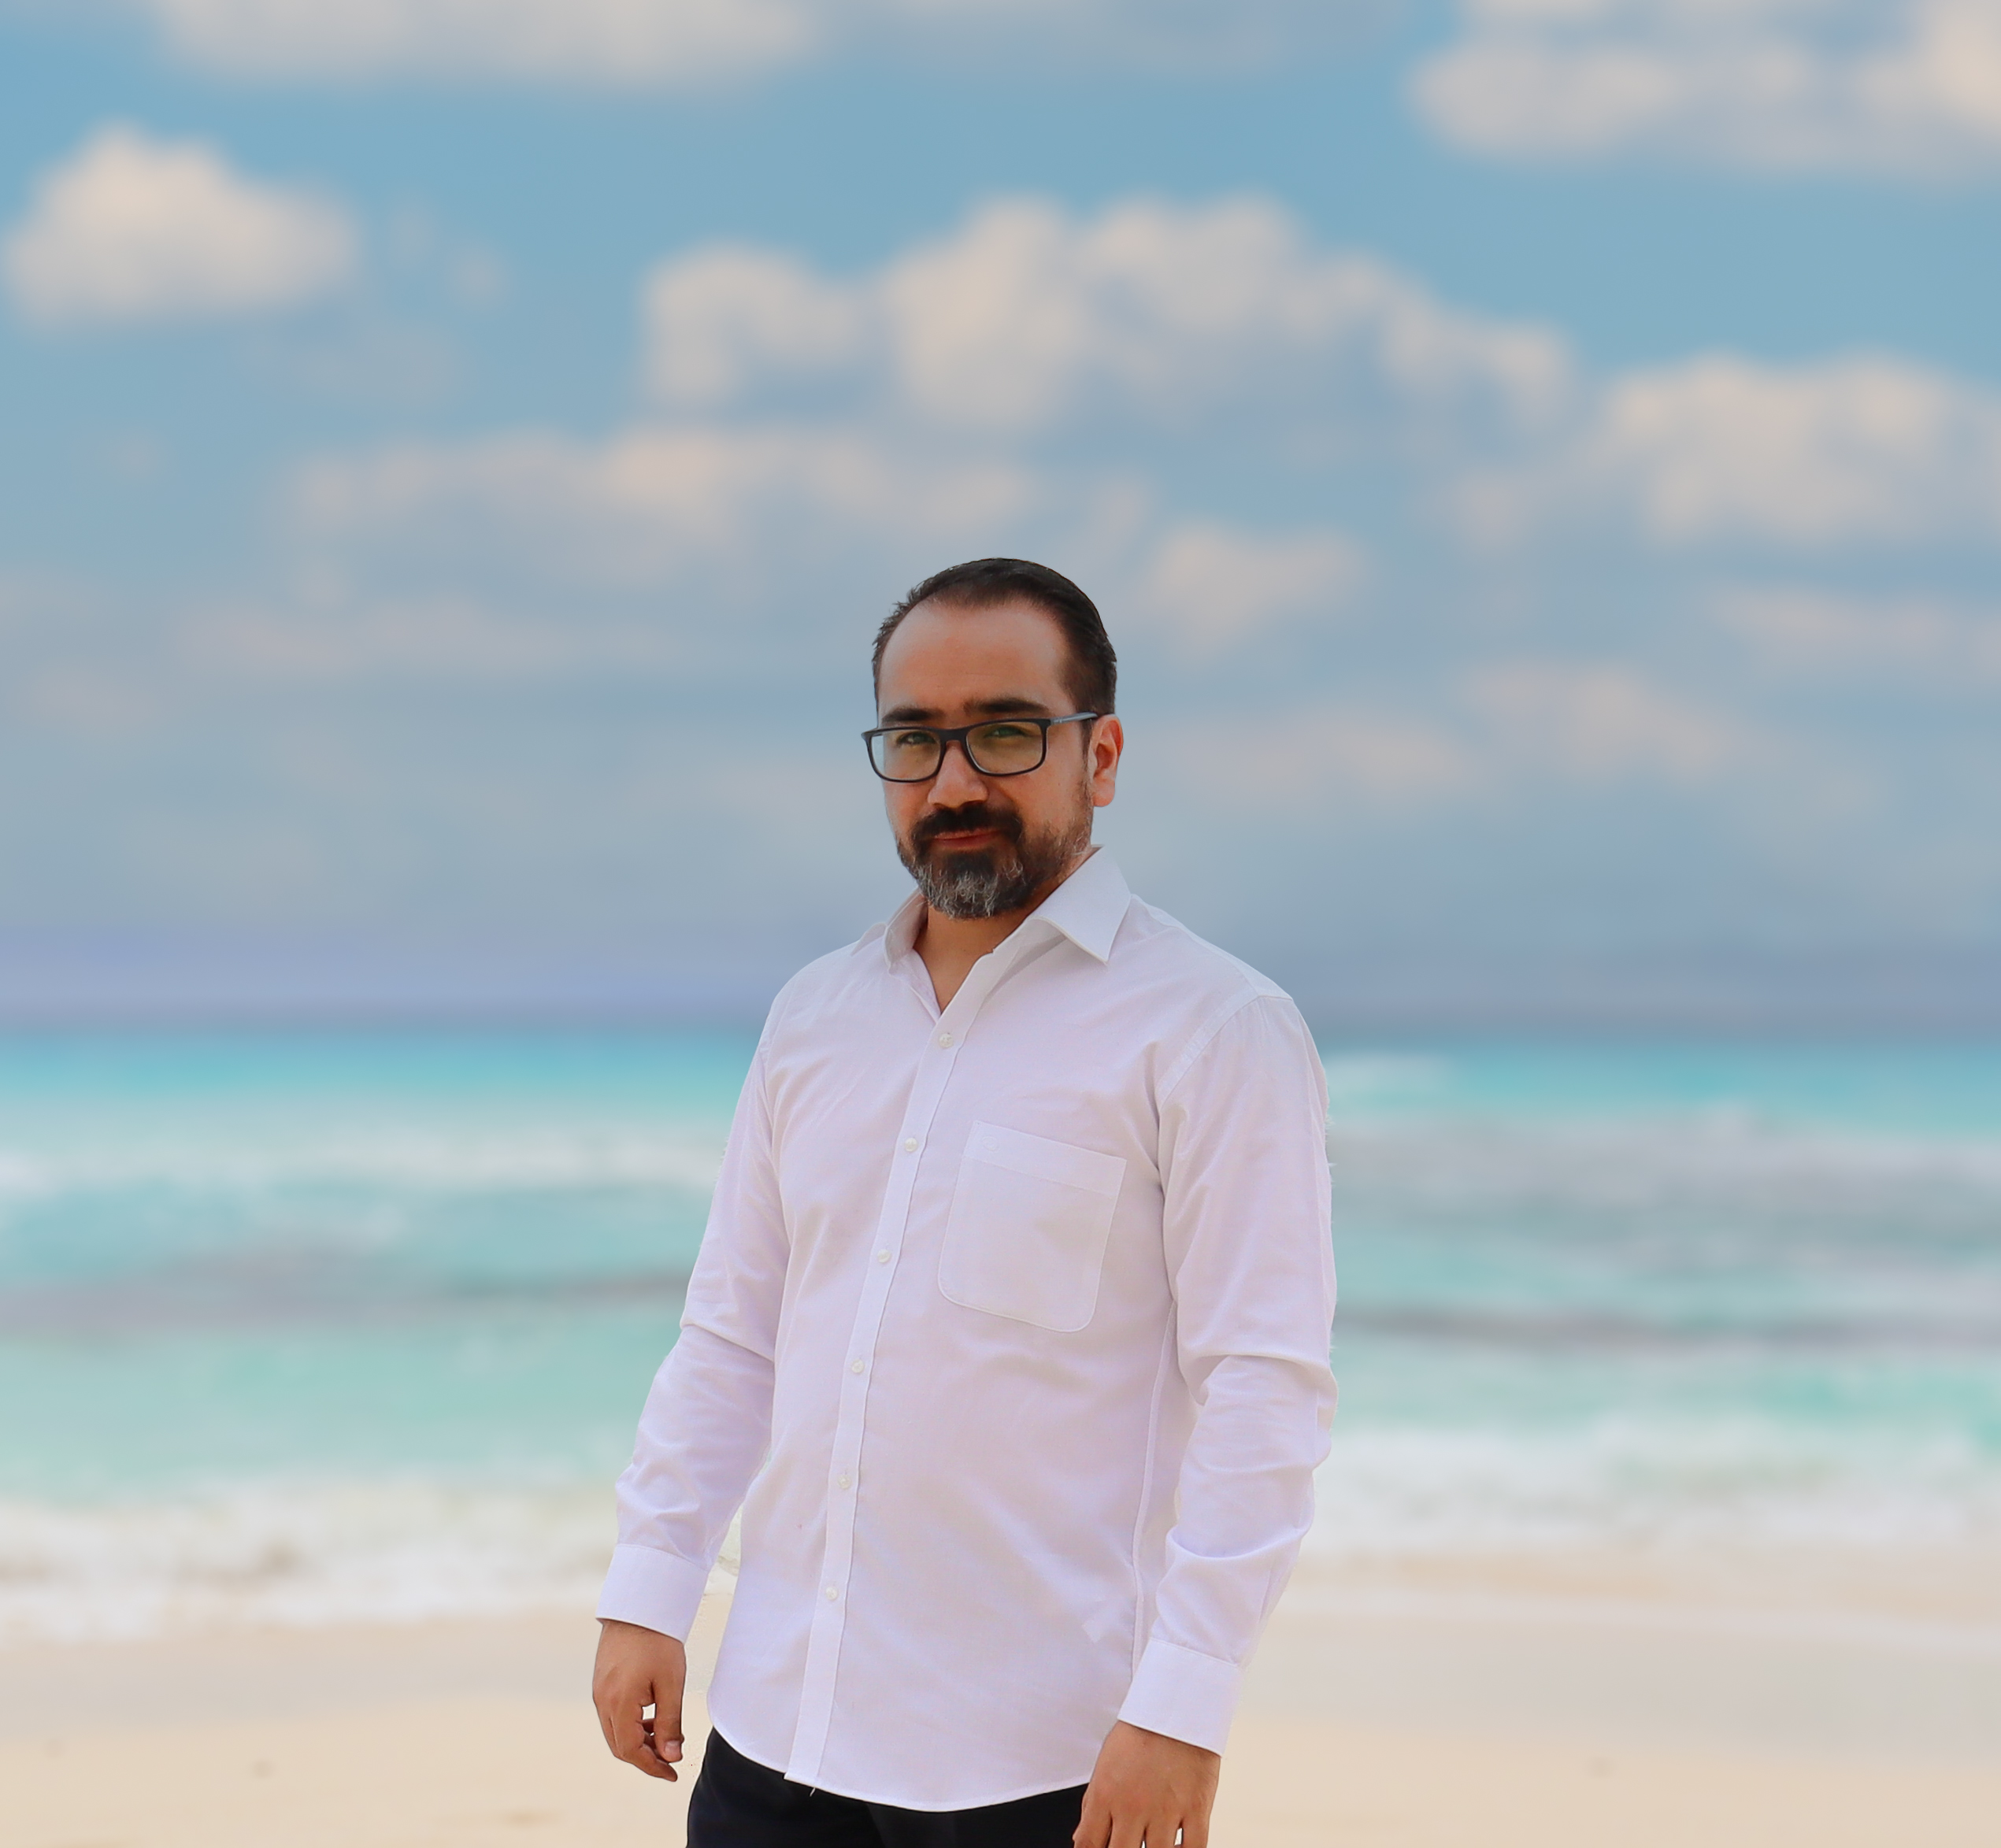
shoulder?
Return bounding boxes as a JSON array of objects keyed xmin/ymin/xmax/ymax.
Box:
[
  {"xmin": 758, "ymin": 924, "xmax": 895, "ymax": 1046},
  {"xmin": 1110, "ymin": 897, "xmax": 1313, "ymax": 1083},
  {"xmin": 1114, "ymin": 895, "xmax": 1292, "ymax": 1013}
]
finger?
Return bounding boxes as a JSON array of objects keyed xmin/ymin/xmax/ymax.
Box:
[
  {"xmin": 1073, "ymin": 1792, "xmax": 1113, "ymax": 1848},
  {"xmin": 595, "ymin": 1687, "xmax": 634, "ymax": 1761},
  {"xmin": 640, "ymin": 1711, "xmax": 685, "ymax": 1768},
  {"xmin": 651, "ymin": 1687, "xmax": 687, "ymax": 1764},
  {"xmin": 608, "ymin": 1706, "xmax": 648, "ymax": 1764},
  {"xmin": 593, "ymin": 1671, "xmax": 643, "ymax": 1755},
  {"xmin": 634, "ymin": 1708, "xmax": 681, "ymax": 1781},
  {"xmin": 618, "ymin": 1729, "xmax": 680, "ymax": 1781},
  {"xmin": 606, "ymin": 1699, "xmax": 678, "ymax": 1780},
  {"xmin": 1106, "ymin": 1810, "xmax": 1147, "ymax": 1848}
]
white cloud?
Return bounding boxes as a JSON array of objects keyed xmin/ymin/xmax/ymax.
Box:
[
  {"xmin": 1460, "ymin": 353, "xmax": 2001, "ymax": 547},
  {"xmin": 284, "ymin": 416, "xmax": 1376, "ymax": 676},
  {"xmin": 643, "ymin": 246, "xmax": 869, "ymax": 403},
  {"xmin": 135, "ymin": 0, "xmax": 818, "ymax": 83},
  {"xmin": 1714, "ymin": 583, "xmax": 2001, "ymax": 678},
  {"xmin": 130, "ymin": 0, "xmax": 1362, "ymax": 87},
  {"xmin": 1466, "ymin": 661, "xmax": 1751, "ymax": 781},
  {"xmin": 1128, "ymin": 520, "xmax": 1364, "ymax": 661},
  {"xmin": 1159, "ymin": 660, "xmax": 1758, "ymax": 814},
  {"xmin": 187, "ymin": 594, "xmax": 687, "ymax": 682},
  {"xmin": 1315, "ymin": 712, "xmax": 1477, "ymax": 799},
  {"xmin": 291, "ymin": 424, "xmax": 1039, "ymax": 583},
  {"xmin": 1163, "ymin": 702, "xmax": 1475, "ymax": 807},
  {"xmin": 4, "ymin": 124, "xmax": 356, "ymax": 327},
  {"xmin": 1414, "ymin": 0, "xmax": 2001, "ymax": 175},
  {"xmin": 642, "ymin": 201, "xmax": 2001, "ymax": 579},
  {"xmin": 643, "ymin": 195, "xmax": 1573, "ymax": 433}
]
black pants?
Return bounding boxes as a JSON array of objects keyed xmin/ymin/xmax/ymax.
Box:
[{"xmin": 686, "ymin": 1728, "xmax": 1086, "ymax": 1847}]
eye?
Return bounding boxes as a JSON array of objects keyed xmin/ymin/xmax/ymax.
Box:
[
  {"xmin": 890, "ymin": 729, "xmax": 937, "ymax": 748},
  {"xmin": 978, "ymin": 723, "xmax": 1035, "ymax": 741}
]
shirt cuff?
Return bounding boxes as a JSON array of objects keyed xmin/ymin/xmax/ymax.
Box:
[
  {"xmin": 595, "ymin": 1542, "xmax": 713, "ymax": 1642},
  {"xmin": 1117, "ymin": 1638, "xmax": 1242, "ymax": 1756}
]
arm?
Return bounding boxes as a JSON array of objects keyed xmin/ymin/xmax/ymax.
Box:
[
  {"xmin": 1079, "ymin": 994, "xmax": 1337, "ymax": 1846},
  {"xmin": 592, "ymin": 1037, "xmax": 791, "ymax": 1779}
]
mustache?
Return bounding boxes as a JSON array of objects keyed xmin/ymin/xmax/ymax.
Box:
[{"xmin": 910, "ymin": 803, "xmax": 1024, "ymax": 854}]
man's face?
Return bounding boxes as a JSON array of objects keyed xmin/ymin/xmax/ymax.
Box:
[{"xmin": 875, "ymin": 597, "xmax": 1122, "ymax": 920}]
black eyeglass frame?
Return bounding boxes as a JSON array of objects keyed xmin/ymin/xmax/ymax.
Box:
[{"xmin": 862, "ymin": 712, "xmax": 1101, "ymax": 783}]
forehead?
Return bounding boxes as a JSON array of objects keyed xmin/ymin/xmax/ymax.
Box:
[{"xmin": 876, "ymin": 597, "xmax": 1072, "ymax": 712}]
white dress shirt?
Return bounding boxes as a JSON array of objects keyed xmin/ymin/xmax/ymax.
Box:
[{"xmin": 598, "ymin": 850, "xmax": 1337, "ymax": 1810}]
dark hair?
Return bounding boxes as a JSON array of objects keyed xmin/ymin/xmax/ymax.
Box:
[{"xmin": 873, "ymin": 558, "xmax": 1117, "ymax": 717}]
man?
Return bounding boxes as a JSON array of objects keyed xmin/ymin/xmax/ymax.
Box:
[{"xmin": 593, "ymin": 558, "xmax": 1336, "ymax": 1847}]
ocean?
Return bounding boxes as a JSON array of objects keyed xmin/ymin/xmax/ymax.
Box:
[{"xmin": 2, "ymin": 1029, "xmax": 1998, "ymax": 1644}]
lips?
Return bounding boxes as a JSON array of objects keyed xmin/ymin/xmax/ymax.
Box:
[{"xmin": 912, "ymin": 805, "xmax": 1021, "ymax": 857}]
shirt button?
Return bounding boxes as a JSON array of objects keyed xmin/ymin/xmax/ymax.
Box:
[
  {"xmin": 902, "ymin": 1138, "xmax": 918, "ymax": 1152},
  {"xmin": 936, "ymin": 1031, "xmax": 953, "ymax": 1047},
  {"xmin": 837, "ymin": 1472, "xmax": 851, "ymax": 1489},
  {"xmin": 875, "ymin": 1250, "xmax": 889, "ymax": 1264},
  {"xmin": 824, "ymin": 1585, "xmax": 838, "ymax": 1601},
  {"xmin": 850, "ymin": 1359, "xmax": 865, "ymax": 1374}
]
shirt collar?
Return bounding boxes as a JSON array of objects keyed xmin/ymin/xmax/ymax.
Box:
[
  {"xmin": 880, "ymin": 847, "xmax": 1131, "ymax": 968},
  {"xmin": 1026, "ymin": 846, "xmax": 1129, "ymax": 962}
]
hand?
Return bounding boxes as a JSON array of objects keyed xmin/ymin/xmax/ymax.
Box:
[
  {"xmin": 1074, "ymin": 1720, "xmax": 1220, "ymax": 1847},
  {"xmin": 592, "ymin": 1618, "xmax": 689, "ymax": 1781}
]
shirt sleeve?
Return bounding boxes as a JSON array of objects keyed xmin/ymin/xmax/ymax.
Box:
[
  {"xmin": 595, "ymin": 1031, "xmax": 791, "ymax": 1641},
  {"xmin": 1116, "ymin": 991, "xmax": 1338, "ymax": 1754}
]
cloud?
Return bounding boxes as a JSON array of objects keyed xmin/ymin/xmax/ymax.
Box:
[
  {"xmin": 287, "ymin": 430, "xmax": 1375, "ymax": 689},
  {"xmin": 1155, "ymin": 660, "xmax": 1759, "ymax": 820},
  {"xmin": 185, "ymin": 594, "xmax": 687, "ymax": 683},
  {"xmin": 643, "ymin": 202, "xmax": 2001, "ymax": 576},
  {"xmin": 1414, "ymin": 0, "xmax": 2001, "ymax": 176},
  {"xmin": 133, "ymin": 0, "xmax": 819, "ymax": 83},
  {"xmin": 290, "ymin": 424, "xmax": 1040, "ymax": 586},
  {"xmin": 1274, "ymin": 709, "xmax": 1477, "ymax": 802},
  {"xmin": 10, "ymin": 172, "xmax": 1993, "ymax": 1000},
  {"xmin": 128, "ymin": 0, "xmax": 1367, "ymax": 87},
  {"xmin": 643, "ymin": 195, "xmax": 1574, "ymax": 434},
  {"xmin": 1465, "ymin": 661, "xmax": 1752, "ymax": 782},
  {"xmin": 3, "ymin": 124, "xmax": 357, "ymax": 327},
  {"xmin": 1155, "ymin": 700, "xmax": 1473, "ymax": 809},
  {"xmin": 1128, "ymin": 520, "xmax": 1364, "ymax": 661},
  {"xmin": 1714, "ymin": 584, "xmax": 2001, "ymax": 680},
  {"xmin": 643, "ymin": 245, "xmax": 870, "ymax": 403},
  {"xmin": 637, "ymin": 201, "xmax": 2001, "ymax": 578},
  {"xmin": 288, "ymin": 194, "xmax": 1562, "ymax": 654},
  {"xmin": 1460, "ymin": 353, "xmax": 2001, "ymax": 547}
]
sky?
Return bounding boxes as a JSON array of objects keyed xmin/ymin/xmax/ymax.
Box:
[{"xmin": 4, "ymin": 0, "xmax": 2001, "ymax": 1027}]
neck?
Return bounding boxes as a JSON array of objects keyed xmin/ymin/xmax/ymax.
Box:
[
  {"xmin": 913, "ymin": 843, "xmax": 1093, "ymax": 1009},
  {"xmin": 917, "ymin": 902, "xmax": 1028, "ymax": 968}
]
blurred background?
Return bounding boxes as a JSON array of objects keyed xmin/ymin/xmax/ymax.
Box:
[{"xmin": 2, "ymin": 0, "xmax": 1999, "ymax": 1809}]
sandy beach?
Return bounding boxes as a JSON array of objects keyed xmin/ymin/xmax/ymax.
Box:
[{"xmin": 8, "ymin": 1554, "xmax": 1999, "ymax": 1848}]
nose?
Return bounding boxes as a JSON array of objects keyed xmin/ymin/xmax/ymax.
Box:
[{"xmin": 927, "ymin": 736, "xmax": 989, "ymax": 805}]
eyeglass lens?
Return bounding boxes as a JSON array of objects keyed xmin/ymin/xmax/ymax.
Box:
[{"xmin": 873, "ymin": 720, "xmax": 1047, "ymax": 780}]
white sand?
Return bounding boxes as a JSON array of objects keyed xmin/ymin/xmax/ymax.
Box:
[{"xmin": 6, "ymin": 1562, "xmax": 1999, "ymax": 1848}]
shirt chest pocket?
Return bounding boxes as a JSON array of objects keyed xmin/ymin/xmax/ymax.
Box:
[{"xmin": 938, "ymin": 1122, "xmax": 1127, "ymax": 1333}]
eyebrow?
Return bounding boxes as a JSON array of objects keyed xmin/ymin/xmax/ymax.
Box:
[{"xmin": 877, "ymin": 694, "xmax": 1058, "ymax": 724}]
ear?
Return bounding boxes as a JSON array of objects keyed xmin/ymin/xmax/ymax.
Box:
[{"xmin": 1088, "ymin": 717, "xmax": 1124, "ymax": 809}]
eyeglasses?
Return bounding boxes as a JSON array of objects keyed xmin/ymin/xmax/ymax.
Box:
[{"xmin": 862, "ymin": 713, "xmax": 1099, "ymax": 783}]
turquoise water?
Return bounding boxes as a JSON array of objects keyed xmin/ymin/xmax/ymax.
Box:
[{"xmin": 2, "ymin": 1031, "xmax": 1998, "ymax": 1639}]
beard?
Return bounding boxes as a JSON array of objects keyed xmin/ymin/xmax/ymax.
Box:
[{"xmin": 896, "ymin": 798, "xmax": 1091, "ymax": 920}]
